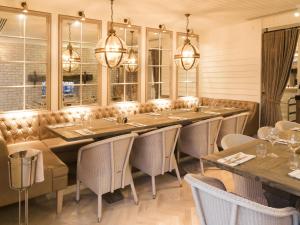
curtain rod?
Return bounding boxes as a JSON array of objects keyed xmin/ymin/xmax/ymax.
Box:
[{"xmin": 263, "ymin": 24, "xmax": 300, "ymax": 33}]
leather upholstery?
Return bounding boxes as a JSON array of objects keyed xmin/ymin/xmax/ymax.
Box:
[
  {"xmin": 173, "ymin": 97, "xmax": 199, "ymax": 109},
  {"xmin": 200, "ymin": 97, "xmax": 259, "ymax": 136}
]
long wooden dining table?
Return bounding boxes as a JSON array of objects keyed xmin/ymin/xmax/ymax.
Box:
[
  {"xmin": 202, "ymin": 139, "xmax": 300, "ymax": 208},
  {"xmin": 47, "ymin": 106, "xmax": 247, "ymax": 203},
  {"xmin": 47, "ymin": 107, "xmax": 247, "ymax": 142}
]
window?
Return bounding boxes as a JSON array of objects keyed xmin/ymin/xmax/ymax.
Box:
[
  {"xmin": 146, "ymin": 28, "xmax": 172, "ymax": 100},
  {"xmin": 108, "ymin": 23, "xmax": 140, "ymax": 103},
  {"xmin": 0, "ymin": 7, "xmax": 50, "ymax": 111},
  {"xmin": 176, "ymin": 32, "xmax": 199, "ymax": 97},
  {"xmin": 59, "ymin": 15, "xmax": 101, "ymax": 108}
]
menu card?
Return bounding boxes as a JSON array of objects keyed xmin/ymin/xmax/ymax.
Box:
[
  {"xmin": 74, "ymin": 129, "xmax": 95, "ymax": 135},
  {"xmin": 288, "ymin": 170, "xmax": 300, "ymax": 180}
]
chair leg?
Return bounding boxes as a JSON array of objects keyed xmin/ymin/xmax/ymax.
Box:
[
  {"xmin": 200, "ymin": 159, "xmax": 205, "ymax": 175},
  {"xmin": 56, "ymin": 190, "xmax": 64, "ymax": 214},
  {"xmin": 130, "ymin": 181, "xmax": 139, "ymax": 205},
  {"xmin": 174, "ymin": 164, "xmax": 182, "ymax": 187},
  {"xmin": 76, "ymin": 180, "xmax": 80, "ymax": 202},
  {"xmin": 97, "ymin": 195, "xmax": 102, "ymax": 223},
  {"xmin": 151, "ymin": 176, "xmax": 156, "ymax": 199},
  {"xmin": 176, "ymin": 149, "xmax": 180, "ymax": 163}
]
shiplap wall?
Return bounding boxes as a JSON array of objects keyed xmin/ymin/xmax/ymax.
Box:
[{"xmin": 199, "ymin": 20, "xmax": 262, "ymax": 102}]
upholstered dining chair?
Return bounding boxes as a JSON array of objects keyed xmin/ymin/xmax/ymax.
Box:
[
  {"xmin": 177, "ymin": 117, "xmax": 223, "ymax": 173},
  {"xmin": 217, "ymin": 112, "xmax": 249, "ymax": 148},
  {"xmin": 221, "ymin": 134, "xmax": 267, "ymax": 205},
  {"xmin": 275, "ymin": 121, "xmax": 300, "ymax": 131},
  {"xmin": 130, "ymin": 125, "xmax": 182, "ymax": 199},
  {"xmin": 257, "ymin": 126, "xmax": 273, "ymax": 140},
  {"xmin": 76, "ymin": 133, "xmax": 139, "ymax": 222},
  {"xmin": 185, "ymin": 174, "xmax": 299, "ymax": 225}
]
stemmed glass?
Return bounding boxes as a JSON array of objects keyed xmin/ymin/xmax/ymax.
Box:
[{"xmin": 266, "ymin": 127, "xmax": 279, "ymax": 148}]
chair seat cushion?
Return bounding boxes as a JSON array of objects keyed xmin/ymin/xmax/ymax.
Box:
[{"xmin": 8, "ymin": 140, "xmax": 68, "ymax": 178}]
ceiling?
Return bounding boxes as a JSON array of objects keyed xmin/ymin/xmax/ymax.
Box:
[{"xmin": 1, "ymin": 0, "xmax": 300, "ymax": 32}]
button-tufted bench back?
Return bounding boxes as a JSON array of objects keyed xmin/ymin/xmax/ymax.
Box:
[
  {"xmin": 200, "ymin": 97, "xmax": 259, "ymax": 136},
  {"xmin": 173, "ymin": 97, "xmax": 199, "ymax": 109},
  {"xmin": 112, "ymin": 101, "xmax": 140, "ymax": 116},
  {"xmin": 148, "ymin": 99, "xmax": 172, "ymax": 111},
  {"xmin": 0, "ymin": 111, "xmax": 40, "ymax": 144}
]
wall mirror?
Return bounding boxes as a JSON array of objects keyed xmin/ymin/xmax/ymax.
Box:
[
  {"xmin": 59, "ymin": 15, "xmax": 101, "ymax": 108},
  {"xmin": 107, "ymin": 22, "xmax": 141, "ymax": 103},
  {"xmin": 0, "ymin": 6, "xmax": 50, "ymax": 111},
  {"xmin": 146, "ymin": 28, "xmax": 173, "ymax": 100}
]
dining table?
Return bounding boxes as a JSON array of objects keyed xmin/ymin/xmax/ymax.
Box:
[
  {"xmin": 47, "ymin": 106, "xmax": 247, "ymax": 142},
  {"xmin": 202, "ymin": 138, "xmax": 300, "ymax": 209},
  {"xmin": 46, "ymin": 106, "xmax": 247, "ymax": 203}
]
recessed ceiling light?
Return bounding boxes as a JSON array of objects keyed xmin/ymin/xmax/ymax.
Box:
[{"xmin": 294, "ymin": 11, "xmax": 300, "ymax": 17}]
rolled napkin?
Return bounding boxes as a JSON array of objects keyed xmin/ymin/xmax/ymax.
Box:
[
  {"xmin": 9, "ymin": 148, "xmax": 44, "ymax": 184},
  {"xmin": 288, "ymin": 169, "xmax": 300, "ymax": 180},
  {"xmin": 217, "ymin": 152, "xmax": 256, "ymax": 167},
  {"xmin": 127, "ymin": 122, "xmax": 146, "ymax": 127},
  {"xmin": 168, "ymin": 116, "xmax": 188, "ymax": 120}
]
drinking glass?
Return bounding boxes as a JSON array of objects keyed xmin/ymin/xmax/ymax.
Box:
[
  {"xmin": 256, "ymin": 143, "xmax": 267, "ymax": 158},
  {"xmin": 288, "ymin": 134, "xmax": 300, "ymax": 170},
  {"xmin": 289, "ymin": 153, "xmax": 299, "ymax": 170}
]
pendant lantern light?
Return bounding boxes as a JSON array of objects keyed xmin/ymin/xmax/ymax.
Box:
[
  {"xmin": 174, "ymin": 14, "xmax": 200, "ymax": 71},
  {"xmin": 124, "ymin": 30, "xmax": 138, "ymax": 73},
  {"xmin": 95, "ymin": 0, "xmax": 128, "ymax": 68},
  {"xmin": 62, "ymin": 23, "xmax": 81, "ymax": 72}
]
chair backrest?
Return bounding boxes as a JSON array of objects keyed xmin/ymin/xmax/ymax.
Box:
[
  {"xmin": 178, "ymin": 117, "xmax": 223, "ymax": 158},
  {"xmin": 217, "ymin": 112, "xmax": 249, "ymax": 147},
  {"xmin": 77, "ymin": 133, "xmax": 138, "ymax": 194},
  {"xmin": 184, "ymin": 174, "xmax": 299, "ymax": 225},
  {"xmin": 275, "ymin": 121, "xmax": 300, "ymax": 132},
  {"xmin": 221, "ymin": 134, "xmax": 255, "ymax": 150},
  {"xmin": 257, "ymin": 126, "xmax": 273, "ymax": 140},
  {"xmin": 133, "ymin": 125, "xmax": 181, "ymax": 174}
]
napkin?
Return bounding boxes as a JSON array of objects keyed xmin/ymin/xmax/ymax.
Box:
[
  {"xmin": 203, "ymin": 111, "xmax": 221, "ymax": 115},
  {"xmin": 288, "ymin": 169, "xmax": 300, "ymax": 180},
  {"xmin": 291, "ymin": 127, "xmax": 300, "ymax": 131},
  {"xmin": 103, "ymin": 117, "xmax": 117, "ymax": 122},
  {"xmin": 74, "ymin": 129, "xmax": 95, "ymax": 135},
  {"xmin": 48, "ymin": 122, "xmax": 75, "ymax": 129},
  {"xmin": 168, "ymin": 116, "xmax": 188, "ymax": 120},
  {"xmin": 217, "ymin": 152, "xmax": 256, "ymax": 167},
  {"xmin": 127, "ymin": 122, "xmax": 146, "ymax": 127},
  {"xmin": 146, "ymin": 113, "xmax": 161, "ymax": 116}
]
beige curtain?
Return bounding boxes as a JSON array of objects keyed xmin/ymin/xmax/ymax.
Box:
[{"xmin": 261, "ymin": 28, "xmax": 299, "ymax": 126}]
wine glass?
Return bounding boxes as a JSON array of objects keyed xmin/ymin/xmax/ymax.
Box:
[{"xmin": 266, "ymin": 127, "xmax": 279, "ymax": 147}]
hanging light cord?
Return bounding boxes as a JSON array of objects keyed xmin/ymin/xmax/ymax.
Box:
[
  {"xmin": 185, "ymin": 14, "xmax": 190, "ymax": 41},
  {"xmin": 68, "ymin": 23, "xmax": 71, "ymax": 42},
  {"xmin": 110, "ymin": 0, "xmax": 114, "ymax": 31}
]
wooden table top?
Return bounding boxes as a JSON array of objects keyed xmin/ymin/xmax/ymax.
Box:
[
  {"xmin": 47, "ymin": 107, "xmax": 246, "ymax": 142},
  {"xmin": 202, "ymin": 139, "xmax": 300, "ymax": 197}
]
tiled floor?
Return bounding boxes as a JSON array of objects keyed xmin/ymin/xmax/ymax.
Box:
[{"xmin": 0, "ymin": 160, "xmax": 234, "ymax": 225}]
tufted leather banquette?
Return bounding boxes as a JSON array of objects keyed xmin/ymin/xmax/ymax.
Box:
[
  {"xmin": 200, "ymin": 97, "xmax": 259, "ymax": 136},
  {"xmin": 0, "ymin": 97, "xmax": 259, "ymax": 209}
]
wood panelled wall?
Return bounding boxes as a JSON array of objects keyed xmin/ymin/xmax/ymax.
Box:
[{"xmin": 198, "ymin": 20, "xmax": 262, "ymax": 102}]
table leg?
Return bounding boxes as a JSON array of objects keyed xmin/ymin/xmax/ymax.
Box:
[
  {"xmin": 263, "ymin": 185, "xmax": 299, "ymax": 208},
  {"xmin": 102, "ymin": 189, "xmax": 124, "ymax": 204}
]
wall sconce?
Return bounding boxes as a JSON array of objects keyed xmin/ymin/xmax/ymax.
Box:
[
  {"xmin": 78, "ymin": 11, "xmax": 86, "ymax": 21},
  {"xmin": 124, "ymin": 18, "xmax": 132, "ymax": 28},
  {"xmin": 158, "ymin": 24, "xmax": 167, "ymax": 33},
  {"xmin": 21, "ymin": 2, "xmax": 28, "ymax": 13}
]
